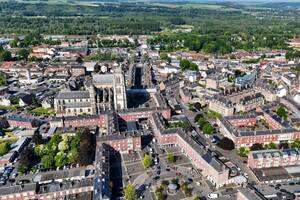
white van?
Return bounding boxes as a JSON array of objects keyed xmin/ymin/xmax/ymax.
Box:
[{"xmin": 208, "ymin": 193, "xmax": 219, "ymax": 199}]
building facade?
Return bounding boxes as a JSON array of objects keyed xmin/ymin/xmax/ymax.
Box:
[{"xmin": 248, "ymin": 149, "xmax": 300, "ymax": 169}]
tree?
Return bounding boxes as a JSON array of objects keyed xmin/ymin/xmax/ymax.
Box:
[
  {"xmin": 292, "ymin": 139, "xmax": 300, "ymax": 148},
  {"xmin": 18, "ymin": 48, "xmax": 30, "ymax": 60},
  {"xmin": 181, "ymin": 183, "xmax": 192, "ymax": 197},
  {"xmin": 0, "ymin": 72, "xmax": 7, "ymax": 86},
  {"xmin": 155, "ymin": 186, "xmax": 166, "ymax": 200},
  {"xmin": 124, "ymin": 184, "xmax": 137, "ymax": 200},
  {"xmin": 55, "ymin": 152, "xmax": 67, "ymax": 168},
  {"xmin": 41, "ymin": 154, "xmax": 54, "ymax": 168},
  {"xmin": 202, "ymin": 123, "xmax": 214, "ymax": 135},
  {"xmin": 18, "ymin": 147, "xmax": 34, "ymax": 173},
  {"xmin": 160, "ymin": 52, "xmax": 168, "ymax": 60},
  {"xmin": 78, "ymin": 129, "xmax": 95, "ymax": 166},
  {"xmin": 193, "ymin": 197, "xmax": 200, "ymax": 200},
  {"xmin": 264, "ymin": 142, "xmax": 277, "ymax": 150},
  {"xmin": 34, "ymin": 144, "xmax": 45, "ymax": 156},
  {"xmin": 58, "ymin": 140, "xmax": 69, "ymax": 152},
  {"xmin": 194, "ymin": 102, "xmax": 202, "ymax": 111},
  {"xmin": 49, "ymin": 134, "xmax": 62, "ymax": 147},
  {"xmin": 179, "ymin": 59, "xmax": 198, "ymax": 71},
  {"xmin": 180, "ymin": 59, "xmax": 191, "ymax": 70},
  {"xmin": 70, "ymin": 132, "xmax": 81, "ymax": 150},
  {"xmin": 32, "ymin": 131, "xmax": 43, "ymax": 144},
  {"xmin": 250, "ymin": 143, "xmax": 264, "ymax": 151},
  {"xmin": 238, "ymin": 147, "xmax": 250, "ymax": 157},
  {"xmin": 292, "ymin": 63, "xmax": 300, "ymax": 75},
  {"xmin": 197, "ymin": 117, "xmax": 208, "ymax": 128},
  {"xmin": 166, "ymin": 154, "xmax": 175, "ymax": 163},
  {"xmin": 143, "ymin": 154, "xmax": 152, "ymax": 169},
  {"xmin": 276, "ymin": 106, "xmax": 288, "ymax": 120},
  {"xmin": 279, "ymin": 142, "xmax": 289, "ymax": 149},
  {"xmin": 10, "ymin": 37, "xmax": 19, "ymax": 48},
  {"xmin": 76, "ymin": 57, "xmax": 83, "ymax": 63},
  {"xmin": 67, "ymin": 148, "xmax": 78, "ymax": 164},
  {"xmin": 189, "ymin": 62, "xmax": 198, "ymax": 71},
  {"xmin": 0, "ymin": 50, "xmax": 11, "ymax": 61},
  {"xmin": 217, "ymin": 137, "xmax": 235, "ymax": 150},
  {"xmin": 194, "ymin": 114, "xmax": 203, "ymax": 123},
  {"xmin": 0, "ymin": 142, "xmax": 10, "ymax": 156}
]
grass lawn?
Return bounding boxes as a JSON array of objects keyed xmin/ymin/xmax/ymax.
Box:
[
  {"xmin": 30, "ymin": 107, "xmax": 55, "ymax": 116},
  {"xmin": 0, "ymin": 137, "xmax": 18, "ymax": 144},
  {"xmin": 207, "ymin": 110, "xmax": 222, "ymax": 118},
  {"xmin": 0, "ymin": 105, "xmax": 20, "ymax": 111},
  {"xmin": 2, "ymin": 129, "xmax": 14, "ymax": 137}
]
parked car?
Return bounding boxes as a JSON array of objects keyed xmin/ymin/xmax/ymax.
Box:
[{"xmin": 208, "ymin": 193, "xmax": 219, "ymax": 199}]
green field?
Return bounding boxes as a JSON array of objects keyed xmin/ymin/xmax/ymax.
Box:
[{"xmin": 150, "ymin": 2, "xmax": 239, "ymax": 11}]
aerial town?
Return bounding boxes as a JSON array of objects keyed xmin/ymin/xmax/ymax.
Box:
[{"xmin": 0, "ymin": 1, "xmax": 300, "ymax": 200}]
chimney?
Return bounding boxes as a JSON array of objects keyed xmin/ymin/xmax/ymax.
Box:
[{"xmin": 26, "ymin": 69, "xmax": 31, "ymax": 80}]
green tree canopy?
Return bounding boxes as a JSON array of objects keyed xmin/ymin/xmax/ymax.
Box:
[
  {"xmin": 0, "ymin": 49, "xmax": 11, "ymax": 62},
  {"xmin": 0, "ymin": 142, "xmax": 10, "ymax": 156},
  {"xmin": 276, "ymin": 106, "xmax": 288, "ymax": 120},
  {"xmin": 55, "ymin": 152, "xmax": 67, "ymax": 168},
  {"xmin": 179, "ymin": 59, "xmax": 198, "ymax": 71},
  {"xmin": 0, "ymin": 72, "xmax": 7, "ymax": 86},
  {"xmin": 202, "ymin": 123, "xmax": 214, "ymax": 135},
  {"xmin": 41, "ymin": 154, "xmax": 54, "ymax": 168},
  {"xmin": 264, "ymin": 142, "xmax": 277, "ymax": 150},
  {"xmin": 34, "ymin": 144, "xmax": 45, "ymax": 156},
  {"xmin": 18, "ymin": 48, "xmax": 30, "ymax": 60},
  {"xmin": 292, "ymin": 139, "xmax": 300, "ymax": 148},
  {"xmin": 166, "ymin": 153, "xmax": 175, "ymax": 163},
  {"xmin": 124, "ymin": 184, "xmax": 137, "ymax": 200},
  {"xmin": 67, "ymin": 148, "xmax": 78, "ymax": 164},
  {"xmin": 143, "ymin": 154, "xmax": 152, "ymax": 169}
]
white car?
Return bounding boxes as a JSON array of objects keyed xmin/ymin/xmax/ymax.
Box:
[{"xmin": 208, "ymin": 193, "xmax": 219, "ymax": 199}]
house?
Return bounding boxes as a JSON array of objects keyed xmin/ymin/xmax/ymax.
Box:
[
  {"xmin": 288, "ymin": 38, "xmax": 300, "ymax": 48},
  {"xmin": 0, "ymin": 94, "xmax": 11, "ymax": 106},
  {"xmin": 179, "ymin": 87, "xmax": 192, "ymax": 104},
  {"xmin": 83, "ymin": 62, "xmax": 99, "ymax": 73},
  {"xmin": 0, "ymin": 118, "xmax": 8, "ymax": 128},
  {"xmin": 7, "ymin": 115, "xmax": 40, "ymax": 129},
  {"xmin": 17, "ymin": 93, "xmax": 35, "ymax": 107},
  {"xmin": 71, "ymin": 65, "xmax": 86, "ymax": 77},
  {"xmin": 42, "ymin": 98, "xmax": 53, "ymax": 109}
]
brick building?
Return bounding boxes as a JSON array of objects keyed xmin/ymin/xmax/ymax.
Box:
[
  {"xmin": 150, "ymin": 113, "xmax": 230, "ymax": 188},
  {"xmin": 7, "ymin": 115, "xmax": 40, "ymax": 129},
  {"xmin": 99, "ymin": 132, "xmax": 142, "ymax": 153},
  {"xmin": 248, "ymin": 149, "xmax": 300, "ymax": 169},
  {"xmin": 209, "ymin": 91, "xmax": 265, "ymax": 116},
  {"xmin": 217, "ymin": 112, "xmax": 300, "ymax": 147}
]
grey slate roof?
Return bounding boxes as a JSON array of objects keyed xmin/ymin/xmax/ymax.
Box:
[
  {"xmin": 0, "ymin": 183, "xmax": 37, "ymax": 196},
  {"xmin": 56, "ymin": 91, "xmax": 90, "ymax": 99},
  {"xmin": 92, "ymin": 74, "xmax": 114, "ymax": 84}
]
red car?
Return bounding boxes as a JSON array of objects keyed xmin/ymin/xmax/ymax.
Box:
[{"xmin": 176, "ymin": 172, "xmax": 181, "ymax": 176}]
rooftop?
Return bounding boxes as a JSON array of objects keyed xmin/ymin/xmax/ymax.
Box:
[{"xmin": 56, "ymin": 91, "xmax": 90, "ymax": 99}]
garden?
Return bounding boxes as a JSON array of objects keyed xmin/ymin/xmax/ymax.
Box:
[{"xmin": 18, "ymin": 129, "xmax": 95, "ymax": 174}]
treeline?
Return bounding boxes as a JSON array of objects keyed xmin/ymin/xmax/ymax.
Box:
[
  {"xmin": 10, "ymin": 32, "xmax": 60, "ymax": 48},
  {"xmin": 149, "ymin": 32, "xmax": 290, "ymax": 55},
  {"xmin": 0, "ymin": 2, "xmax": 239, "ymax": 17},
  {"xmin": 96, "ymin": 38, "xmax": 137, "ymax": 48},
  {"xmin": 0, "ymin": 16, "xmax": 161, "ymax": 35},
  {"xmin": 0, "ymin": 1, "xmax": 298, "ymax": 42}
]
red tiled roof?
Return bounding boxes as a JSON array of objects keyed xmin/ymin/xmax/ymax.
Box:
[
  {"xmin": 289, "ymin": 38, "xmax": 300, "ymax": 43},
  {"xmin": 0, "ymin": 61, "xmax": 16, "ymax": 69}
]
